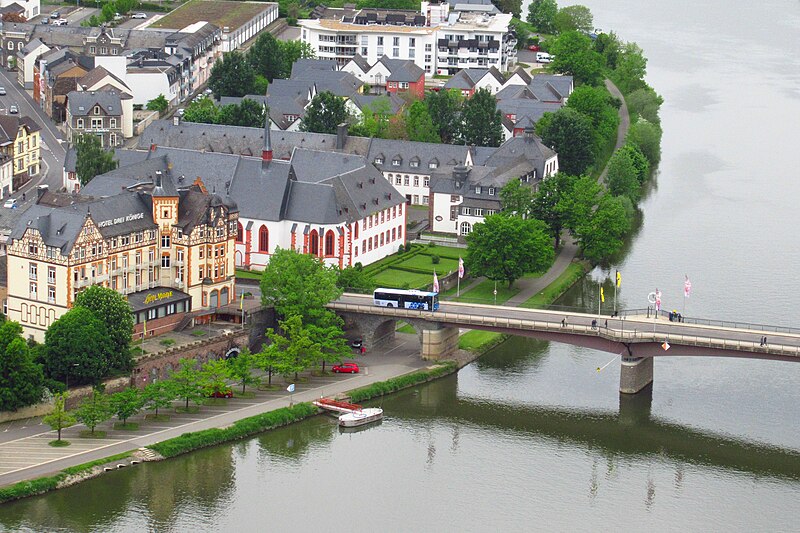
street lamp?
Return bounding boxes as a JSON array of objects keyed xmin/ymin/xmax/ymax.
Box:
[{"xmin": 65, "ymin": 363, "xmax": 79, "ymax": 390}]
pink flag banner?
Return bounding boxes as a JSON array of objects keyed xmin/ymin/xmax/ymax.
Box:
[
  {"xmin": 684, "ymin": 276, "xmax": 692, "ymax": 298},
  {"xmin": 433, "ymin": 271, "xmax": 440, "ymax": 293},
  {"xmin": 458, "ymin": 257, "xmax": 465, "ymax": 279},
  {"xmin": 655, "ymin": 288, "xmax": 662, "ymax": 311}
]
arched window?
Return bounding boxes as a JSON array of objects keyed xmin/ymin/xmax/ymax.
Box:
[
  {"xmin": 220, "ymin": 287, "xmax": 229, "ymax": 305},
  {"xmin": 354, "ymin": 222, "xmax": 359, "ymax": 239},
  {"xmin": 324, "ymin": 230, "xmax": 335, "ymax": 256},
  {"xmin": 210, "ymin": 290, "xmax": 219, "ymax": 308},
  {"xmin": 380, "ymin": 233, "xmax": 384, "ymax": 246},
  {"xmin": 392, "ymin": 228, "xmax": 396, "ymax": 241},
  {"xmin": 460, "ymin": 222, "xmax": 472, "ymax": 235},
  {"xmin": 236, "ymin": 222, "xmax": 243, "ymax": 243},
  {"xmin": 259, "ymin": 225, "xmax": 269, "ymax": 252},
  {"xmin": 398, "ymin": 225, "xmax": 403, "ymax": 239},
  {"xmin": 309, "ymin": 230, "xmax": 319, "ymax": 255}
]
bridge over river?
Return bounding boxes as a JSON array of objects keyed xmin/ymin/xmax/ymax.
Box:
[{"xmin": 329, "ymin": 293, "xmax": 800, "ymax": 394}]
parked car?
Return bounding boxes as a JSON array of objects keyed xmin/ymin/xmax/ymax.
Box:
[
  {"xmin": 0, "ymin": 87, "xmax": 6, "ymax": 96},
  {"xmin": 209, "ymin": 389, "xmax": 234, "ymax": 398},
  {"xmin": 113, "ymin": 12, "xmax": 124, "ymax": 20},
  {"xmin": 177, "ymin": 108, "xmax": 185, "ymax": 117},
  {"xmin": 528, "ymin": 44, "xmax": 541, "ymax": 52},
  {"xmin": 41, "ymin": 18, "xmax": 49, "ymax": 24},
  {"xmin": 9, "ymin": 104, "xmax": 18, "ymax": 114},
  {"xmin": 132, "ymin": 12, "xmax": 147, "ymax": 19},
  {"xmin": 350, "ymin": 338, "xmax": 363, "ymax": 349},
  {"xmin": 536, "ymin": 52, "xmax": 553, "ymax": 63},
  {"xmin": 3, "ymin": 198, "xmax": 17, "ymax": 209},
  {"xmin": 53, "ymin": 18, "xmax": 68, "ymax": 26},
  {"xmin": 50, "ymin": 11, "xmax": 60, "ymax": 18},
  {"xmin": 332, "ymin": 362, "xmax": 360, "ymax": 374}
]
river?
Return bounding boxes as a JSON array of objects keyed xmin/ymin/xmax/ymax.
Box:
[{"xmin": 3, "ymin": 0, "xmax": 800, "ymax": 530}]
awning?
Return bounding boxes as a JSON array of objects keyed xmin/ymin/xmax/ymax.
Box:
[{"xmin": 128, "ymin": 286, "xmax": 191, "ymax": 312}]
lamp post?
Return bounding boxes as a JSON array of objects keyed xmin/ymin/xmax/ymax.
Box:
[{"xmin": 65, "ymin": 363, "xmax": 79, "ymax": 391}]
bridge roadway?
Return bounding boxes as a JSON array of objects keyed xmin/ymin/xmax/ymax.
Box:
[{"xmin": 332, "ymin": 293, "xmax": 800, "ymax": 363}]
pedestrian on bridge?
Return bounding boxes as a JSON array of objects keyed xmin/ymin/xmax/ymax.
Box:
[
  {"xmin": 591, "ymin": 319, "xmax": 597, "ymax": 330},
  {"xmin": 562, "ymin": 317, "xmax": 567, "ymax": 327}
]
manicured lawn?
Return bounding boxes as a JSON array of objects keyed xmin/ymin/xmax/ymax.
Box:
[
  {"xmin": 421, "ymin": 245, "xmax": 463, "ymax": 259},
  {"xmin": 458, "ymin": 330, "xmax": 503, "ymax": 351},
  {"xmin": 453, "ymin": 279, "xmax": 519, "ymax": 305},
  {"xmin": 235, "ymin": 269, "xmax": 262, "ymax": 281},
  {"xmin": 397, "ymin": 254, "xmax": 459, "ymax": 273},
  {"xmin": 149, "ymin": 0, "xmax": 269, "ymax": 30},
  {"xmin": 373, "ymin": 269, "xmax": 432, "ymax": 289},
  {"xmin": 396, "ymin": 322, "xmax": 416, "ymax": 334},
  {"xmin": 520, "ymin": 262, "xmax": 588, "ymax": 309}
]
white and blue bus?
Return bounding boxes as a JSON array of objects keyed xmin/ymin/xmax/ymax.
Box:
[{"xmin": 373, "ymin": 288, "xmax": 440, "ymax": 311}]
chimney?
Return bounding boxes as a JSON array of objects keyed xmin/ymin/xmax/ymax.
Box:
[
  {"xmin": 336, "ymin": 122, "xmax": 348, "ymax": 150},
  {"xmin": 155, "ymin": 170, "xmax": 163, "ymax": 188},
  {"xmin": 261, "ymin": 116, "xmax": 272, "ymax": 165},
  {"xmin": 523, "ymin": 125, "xmax": 535, "ymax": 141}
]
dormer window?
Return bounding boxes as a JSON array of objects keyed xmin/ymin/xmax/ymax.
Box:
[
  {"xmin": 374, "ymin": 157, "xmax": 383, "ymax": 164},
  {"xmin": 429, "ymin": 160, "xmax": 438, "ymax": 169},
  {"xmin": 392, "ymin": 158, "xmax": 401, "ymax": 166},
  {"xmin": 475, "ymin": 186, "xmax": 481, "ymax": 194},
  {"xmin": 410, "ymin": 159, "xmax": 419, "ymax": 168},
  {"xmin": 488, "ymin": 187, "xmax": 495, "ymax": 196},
  {"xmin": 94, "ymin": 106, "xmax": 100, "ymax": 115}
]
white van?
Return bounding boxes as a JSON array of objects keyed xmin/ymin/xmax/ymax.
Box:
[{"xmin": 536, "ymin": 52, "xmax": 553, "ymax": 63}]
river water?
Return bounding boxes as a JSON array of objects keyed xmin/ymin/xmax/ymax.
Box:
[{"xmin": 3, "ymin": 1, "xmax": 800, "ymax": 530}]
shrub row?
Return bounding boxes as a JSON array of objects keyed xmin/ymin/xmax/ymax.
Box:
[
  {"xmin": 348, "ymin": 361, "xmax": 457, "ymax": 403},
  {"xmin": 147, "ymin": 403, "xmax": 317, "ymax": 458},
  {"xmin": 362, "ymin": 245, "xmax": 424, "ymax": 276},
  {"xmin": 0, "ymin": 451, "xmax": 132, "ymax": 504}
]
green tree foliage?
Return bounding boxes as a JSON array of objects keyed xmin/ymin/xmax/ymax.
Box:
[
  {"xmin": 618, "ymin": 143, "xmax": 650, "ymax": 184},
  {"xmin": 527, "ymin": 0, "xmax": 558, "ymax": 33},
  {"xmin": 386, "ymin": 114, "xmax": 409, "ymax": 140},
  {"xmin": 261, "ymin": 315, "xmax": 318, "ymax": 379},
  {"xmin": 74, "ymin": 285, "xmax": 134, "ymax": 373},
  {"xmin": 566, "ymin": 84, "xmax": 620, "ymax": 152},
  {"xmin": 44, "ymin": 307, "xmax": 113, "ymax": 386},
  {"xmin": 280, "ymin": 40, "xmax": 316, "ymax": 75},
  {"xmin": 553, "ymin": 4, "xmax": 593, "ymax": 33},
  {"xmin": 465, "ymin": 214, "xmax": 555, "ymax": 288},
  {"xmin": 406, "ymin": 101, "xmax": 440, "ymax": 143},
  {"xmin": 259, "ymin": 248, "xmax": 343, "ymax": 327},
  {"xmin": 142, "ymin": 380, "xmax": 176, "ymax": 417},
  {"xmin": 537, "ymin": 107, "xmax": 596, "ymax": 176},
  {"xmin": 550, "ymin": 30, "xmax": 604, "ymax": 85},
  {"xmin": 626, "ymin": 86, "xmax": 663, "ymax": 125},
  {"xmin": 74, "ymin": 389, "xmax": 112, "ymax": 435},
  {"xmin": 146, "ymin": 94, "xmax": 169, "ymax": 114},
  {"xmin": 627, "ymin": 118, "xmax": 662, "ymax": 167},
  {"xmin": 593, "ymin": 32, "xmax": 621, "ymax": 69},
  {"xmin": 605, "ymin": 148, "xmax": 641, "ymax": 204},
  {"xmin": 75, "ymin": 134, "xmax": 117, "ymax": 186},
  {"xmin": 558, "ymin": 175, "xmax": 602, "ymax": 236},
  {"xmin": 217, "ymin": 99, "xmax": 267, "ymax": 128},
  {"xmin": 253, "ymin": 75, "xmax": 269, "ymax": 95},
  {"xmin": 336, "ymin": 265, "xmax": 377, "ymax": 292},
  {"xmin": 209, "ymin": 51, "xmax": 256, "ymax": 98},
  {"xmin": 182, "ymin": 97, "xmax": 220, "ymax": 124},
  {"xmin": 509, "ymin": 19, "xmax": 529, "ymax": 50},
  {"xmin": 0, "ymin": 322, "xmax": 44, "ymax": 411},
  {"xmin": 300, "ymin": 91, "xmax": 348, "ymax": 134},
  {"xmin": 227, "ymin": 348, "xmax": 258, "ymax": 395},
  {"xmin": 350, "ymin": 98, "xmax": 392, "ymax": 139},
  {"xmin": 200, "ymin": 358, "xmax": 230, "ymax": 397},
  {"xmin": 575, "ymin": 194, "xmax": 631, "ymax": 263},
  {"xmin": 426, "ymin": 89, "xmax": 462, "ymax": 144},
  {"xmin": 355, "ymin": 0, "xmax": 417, "ymax": 8},
  {"xmin": 531, "ymin": 172, "xmax": 577, "ymax": 248},
  {"xmin": 492, "ymin": 0, "xmax": 521, "ymax": 18},
  {"xmin": 109, "ymin": 387, "xmax": 143, "ymax": 425},
  {"xmin": 170, "ymin": 359, "xmax": 204, "ymax": 411},
  {"xmin": 459, "ymin": 88, "xmax": 503, "ymax": 147},
  {"xmin": 613, "ymin": 42, "xmax": 648, "ymax": 94},
  {"xmin": 43, "ymin": 392, "xmax": 76, "ymax": 442},
  {"xmin": 499, "ymin": 178, "xmax": 535, "ymax": 218},
  {"xmin": 247, "ymin": 33, "xmax": 284, "ymax": 82},
  {"xmin": 307, "ymin": 323, "xmax": 350, "ymax": 372}
]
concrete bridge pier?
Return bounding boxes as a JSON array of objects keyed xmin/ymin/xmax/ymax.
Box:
[
  {"xmin": 618, "ymin": 383, "xmax": 652, "ymax": 425},
  {"xmin": 420, "ymin": 326, "xmax": 459, "ymax": 360},
  {"xmin": 619, "ymin": 355, "xmax": 653, "ymax": 395}
]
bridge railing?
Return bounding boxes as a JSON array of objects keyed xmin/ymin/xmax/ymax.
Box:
[{"xmin": 617, "ymin": 308, "xmax": 800, "ymax": 335}]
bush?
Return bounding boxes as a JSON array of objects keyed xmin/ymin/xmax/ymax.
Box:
[
  {"xmin": 397, "ymin": 244, "xmax": 405, "ymax": 254},
  {"xmin": 348, "ymin": 361, "xmax": 457, "ymax": 403},
  {"xmin": 431, "ymin": 255, "xmax": 440, "ymax": 264}
]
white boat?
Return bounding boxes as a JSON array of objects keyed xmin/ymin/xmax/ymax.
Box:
[{"xmin": 338, "ymin": 407, "xmax": 383, "ymax": 427}]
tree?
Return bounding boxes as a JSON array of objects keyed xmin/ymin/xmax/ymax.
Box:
[
  {"xmin": 492, "ymin": 0, "xmax": 521, "ymax": 18},
  {"xmin": 618, "ymin": 142, "xmax": 650, "ymax": 184},
  {"xmin": 74, "ymin": 134, "xmax": 117, "ymax": 186},
  {"xmin": 209, "ymin": 51, "xmax": 256, "ymax": 99},
  {"xmin": 260, "ymin": 248, "xmax": 343, "ymax": 328},
  {"xmin": 279, "ymin": 40, "xmax": 316, "ymax": 78},
  {"xmin": 74, "ymin": 285, "xmax": 134, "ymax": 373},
  {"xmin": 300, "ymin": 91, "xmax": 348, "ymax": 134},
  {"xmin": 613, "ymin": 42, "xmax": 648, "ymax": 94},
  {"xmin": 335, "ymin": 265, "xmax": 376, "ymax": 292},
  {"xmin": 227, "ymin": 348, "xmax": 258, "ymax": 395},
  {"xmin": 170, "ymin": 359, "xmax": 204, "ymax": 411},
  {"xmin": 44, "ymin": 307, "xmax": 114, "ymax": 386},
  {"xmin": 146, "ymin": 94, "xmax": 169, "ymax": 114},
  {"xmin": 200, "ymin": 358, "xmax": 230, "ymax": 397},
  {"xmin": 627, "ymin": 118, "xmax": 662, "ymax": 167},
  {"xmin": 553, "ymin": 4, "xmax": 593, "ymax": 33},
  {"xmin": 605, "ymin": 148, "xmax": 641, "ymax": 204},
  {"xmin": 527, "ymin": 0, "xmax": 557, "ymax": 33},
  {"xmin": 350, "ymin": 98, "xmax": 392, "ymax": 139},
  {"xmin": 426, "ymin": 89, "xmax": 462, "ymax": 144},
  {"xmin": 550, "ymin": 31, "xmax": 604, "ymax": 85},
  {"xmin": 557, "ymin": 175, "xmax": 602, "ymax": 236},
  {"xmin": 247, "ymin": 33, "xmax": 284, "ymax": 82},
  {"xmin": 538, "ymin": 107, "xmax": 596, "ymax": 176},
  {"xmin": 109, "ymin": 387, "xmax": 143, "ymax": 426},
  {"xmin": 141, "ymin": 380, "xmax": 175, "ymax": 418},
  {"xmin": 626, "ymin": 86, "xmax": 663, "ymax": 125},
  {"xmin": 217, "ymin": 99, "xmax": 267, "ymax": 128},
  {"xmin": 499, "ymin": 179, "xmax": 535, "ymax": 218},
  {"xmin": 74, "ymin": 389, "xmax": 112, "ymax": 435},
  {"xmin": 260, "ymin": 315, "xmax": 319, "ymax": 380},
  {"xmin": 182, "ymin": 97, "xmax": 220, "ymax": 124},
  {"xmin": 465, "ymin": 214, "xmax": 555, "ymax": 288},
  {"xmin": 306, "ymin": 323, "xmax": 350, "ymax": 372},
  {"xmin": 531, "ymin": 172, "xmax": 577, "ymax": 248},
  {"xmin": 386, "ymin": 114, "xmax": 409, "ymax": 140},
  {"xmin": 43, "ymin": 393, "xmax": 76, "ymax": 443},
  {"xmin": 459, "ymin": 88, "xmax": 503, "ymax": 147},
  {"xmin": 0, "ymin": 326, "xmax": 44, "ymax": 411},
  {"xmin": 575, "ymin": 193, "xmax": 631, "ymax": 263},
  {"xmin": 594, "ymin": 32, "xmax": 621, "ymax": 69},
  {"xmin": 405, "ymin": 101, "xmax": 440, "ymax": 143},
  {"xmin": 566, "ymin": 85, "xmax": 620, "ymax": 151}
]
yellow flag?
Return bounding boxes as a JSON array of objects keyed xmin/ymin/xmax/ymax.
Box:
[
  {"xmin": 616, "ymin": 270, "xmax": 621, "ymax": 288},
  {"xmin": 240, "ymin": 292, "xmax": 244, "ymax": 310},
  {"xmin": 600, "ymin": 287, "xmax": 605, "ymax": 303},
  {"xmin": 142, "ymin": 318, "xmax": 146, "ymax": 337}
]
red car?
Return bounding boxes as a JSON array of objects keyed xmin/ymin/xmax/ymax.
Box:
[
  {"xmin": 528, "ymin": 44, "xmax": 541, "ymax": 51},
  {"xmin": 209, "ymin": 389, "xmax": 233, "ymax": 398},
  {"xmin": 332, "ymin": 363, "xmax": 360, "ymax": 374}
]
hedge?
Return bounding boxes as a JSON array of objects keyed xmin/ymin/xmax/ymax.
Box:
[
  {"xmin": 147, "ymin": 403, "xmax": 317, "ymax": 458},
  {"xmin": 347, "ymin": 361, "xmax": 457, "ymax": 403}
]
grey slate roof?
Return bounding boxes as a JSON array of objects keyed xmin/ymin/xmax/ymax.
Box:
[
  {"xmin": 290, "ymin": 58, "xmax": 338, "ymax": 78},
  {"xmin": 378, "ymin": 56, "xmax": 424, "ymax": 83},
  {"xmin": 19, "ymin": 37, "xmax": 46, "ymax": 56},
  {"xmin": 66, "ymin": 89, "xmax": 123, "ymax": 117},
  {"xmin": 443, "ymin": 67, "xmax": 502, "ymax": 90},
  {"xmin": 350, "ymin": 93, "xmax": 405, "ymax": 115},
  {"xmin": 367, "ymin": 138, "xmax": 470, "ymax": 175},
  {"xmin": 4, "ymin": 23, "xmax": 172, "ymax": 51},
  {"xmin": 528, "ymin": 74, "xmax": 573, "ymax": 102},
  {"xmin": 347, "ymin": 54, "xmax": 371, "ymax": 74},
  {"xmin": 78, "ymin": 66, "xmax": 131, "ymax": 93}
]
